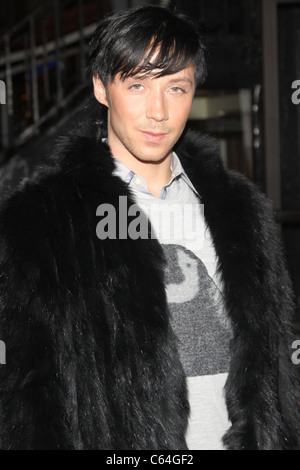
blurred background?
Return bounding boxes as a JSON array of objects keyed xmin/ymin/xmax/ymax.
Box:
[{"xmin": 0, "ymin": 0, "xmax": 299, "ymax": 323}]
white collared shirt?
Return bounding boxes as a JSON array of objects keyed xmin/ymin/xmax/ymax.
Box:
[{"xmin": 112, "ymin": 150, "xmax": 231, "ymax": 450}]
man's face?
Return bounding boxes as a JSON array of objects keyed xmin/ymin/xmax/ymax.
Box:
[{"xmin": 93, "ymin": 64, "xmax": 196, "ymax": 165}]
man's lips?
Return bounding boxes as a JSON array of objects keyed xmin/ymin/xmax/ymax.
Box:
[{"xmin": 140, "ymin": 131, "xmax": 168, "ymax": 142}]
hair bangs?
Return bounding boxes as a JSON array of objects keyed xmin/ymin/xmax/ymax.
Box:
[{"xmin": 119, "ymin": 38, "xmax": 194, "ymax": 81}]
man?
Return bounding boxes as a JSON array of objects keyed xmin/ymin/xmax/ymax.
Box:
[{"xmin": 0, "ymin": 5, "xmax": 299, "ymax": 450}]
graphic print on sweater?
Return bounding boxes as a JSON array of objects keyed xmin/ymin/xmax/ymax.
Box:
[{"xmin": 163, "ymin": 244, "xmax": 231, "ymax": 377}]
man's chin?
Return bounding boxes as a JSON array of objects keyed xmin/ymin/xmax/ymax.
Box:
[
  {"xmin": 132, "ymin": 143, "xmax": 174, "ymax": 164},
  {"xmin": 134, "ymin": 152, "xmax": 172, "ymax": 165}
]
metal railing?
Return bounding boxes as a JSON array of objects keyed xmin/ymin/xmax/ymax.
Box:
[{"xmin": 0, "ymin": 0, "xmax": 111, "ymax": 156}]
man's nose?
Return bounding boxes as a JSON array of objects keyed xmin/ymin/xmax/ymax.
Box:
[{"xmin": 146, "ymin": 90, "xmax": 168, "ymax": 122}]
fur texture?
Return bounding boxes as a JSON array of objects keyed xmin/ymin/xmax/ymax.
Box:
[{"xmin": 0, "ymin": 120, "xmax": 299, "ymax": 449}]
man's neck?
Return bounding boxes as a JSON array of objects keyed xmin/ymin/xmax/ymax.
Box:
[
  {"xmin": 111, "ymin": 149, "xmax": 172, "ymax": 198},
  {"xmin": 133, "ymin": 158, "xmax": 172, "ymax": 198}
]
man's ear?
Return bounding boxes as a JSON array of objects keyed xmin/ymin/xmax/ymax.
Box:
[{"xmin": 93, "ymin": 74, "xmax": 109, "ymax": 107}]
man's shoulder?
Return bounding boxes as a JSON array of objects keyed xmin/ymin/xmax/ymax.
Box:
[
  {"xmin": 175, "ymin": 129, "xmax": 221, "ymax": 170},
  {"xmin": 177, "ymin": 130, "xmax": 276, "ymax": 237},
  {"xmin": 0, "ymin": 122, "xmax": 98, "ymax": 258},
  {"xmin": 177, "ymin": 130, "xmax": 268, "ymax": 200},
  {"xmin": 0, "ymin": 119, "xmax": 111, "ymax": 219},
  {"xmin": 48, "ymin": 119, "xmax": 114, "ymax": 180}
]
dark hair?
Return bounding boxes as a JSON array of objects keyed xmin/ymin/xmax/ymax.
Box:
[{"xmin": 87, "ymin": 5, "xmax": 207, "ymax": 87}]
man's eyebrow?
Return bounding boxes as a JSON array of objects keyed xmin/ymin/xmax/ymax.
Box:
[
  {"xmin": 166, "ymin": 77, "xmax": 194, "ymax": 85},
  {"xmin": 127, "ymin": 74, "xmax": 147, "ymax": 80},
  {"xmin": 128, "ymin": 74, "xmax": 194, "ymax": 85}
]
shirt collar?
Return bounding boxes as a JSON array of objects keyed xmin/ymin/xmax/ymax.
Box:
[
  {"xmin": 112, "ymin": 151, "xmax": 199, "ymax": 199},
  {"xmin": 170, "ymin": 152, "xmax": 198, "ymax": 194}
]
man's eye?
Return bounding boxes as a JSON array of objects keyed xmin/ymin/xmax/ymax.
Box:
[
  {"xmin": 131, "ymin": 84, "xmax": 143, "ymax": 90},
  {"xmin": 171, "ymin": 87, "xmax": 184, "ymax": 93}
]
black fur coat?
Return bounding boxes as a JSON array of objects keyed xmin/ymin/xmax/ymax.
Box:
[{"xmin": 0, "ymin": 121, "xmax": 299, "ymax": 450}]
